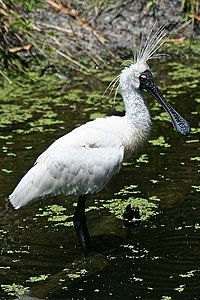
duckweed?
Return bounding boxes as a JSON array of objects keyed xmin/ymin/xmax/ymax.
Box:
[
  {"xmin": 136, "ymin": 154, "xmax": 149, "ymax": 164},
  {"xmin": 192, "ymin": 185, "xmax": 200, "ymax": 192},
  {"xmin": 27, "ymin": 274, "xmax": 50, "ymax": 282},
  {"xmin": 174, "ymin": 284, "xmax": 185, "ymax": 293},
  {"xmin": 103, "ymin": 197, "xmax": 159, "ymax": 221},
  {"xmin": 35, "ymin": 204, "xmax": 73, "ymax": 227},
  {"xmin": 2, "ymin": 168, "xmax": 12, "ymax": 173},
  {"xmin": 190, "ymin": 157, "xmax": 200, "ymax": 162},
  {"xmin": 191, "ymin": 128, "xmax": 200, "ymax": 134},
  {"xmin": 179, "ymin": 270, "xmax": 198, "ymax": 278},
  {"xmin": 153, "ymin": 112, "xmax": 170, "ymax": 122},
  {"xmin": 1, "ymin": 284, "xmax": 29, "ymax": 296},
  {"xmin": 65, "ymin": 269, "xmax": 88, "ymax": 280},
  {"xmin": 149, "ymin": 136, "xmax": 171, "ymax": 148}
]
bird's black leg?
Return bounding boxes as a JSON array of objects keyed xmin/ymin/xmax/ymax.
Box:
[{"xmin": 73, "ymin": 195, "xmax": 90, "ymax": 253}]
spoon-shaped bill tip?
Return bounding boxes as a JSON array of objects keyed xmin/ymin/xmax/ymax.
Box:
[{"xmin": 168, "ymin": 106, "xmax": 190, "ymax": 136}]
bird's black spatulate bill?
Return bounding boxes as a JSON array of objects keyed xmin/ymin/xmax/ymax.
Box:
[{"xmin": 139, "ymin": 70, "xmax": 190, "ymax": 136}]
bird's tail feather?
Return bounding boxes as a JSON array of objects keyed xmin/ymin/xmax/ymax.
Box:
[{"xmin": 9, "ymin": 163, "xmax": 53, "ymax": 209}]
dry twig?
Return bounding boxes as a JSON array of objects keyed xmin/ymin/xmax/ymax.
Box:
[{"xmin": 45, "ymin": 0, "xmax": 107, "ymax": 44}]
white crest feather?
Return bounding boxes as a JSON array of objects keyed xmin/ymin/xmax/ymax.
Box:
[{"xmin": 136, "ymin": 24, "xmax": 169, "ymax": 63}]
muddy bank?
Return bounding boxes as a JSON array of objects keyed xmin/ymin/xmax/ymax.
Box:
[
  {"xmin": 29, "ymin": 0, "xmax": 200, "ymax": 61},
  {"xmin": 0, "ymin": 0, "xmax": 200, "ymax": 72}
]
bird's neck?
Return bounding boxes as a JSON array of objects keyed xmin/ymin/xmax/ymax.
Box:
[
  {"xmin": 122, "ymin": 86, "xmax": 151, "ymax": 129},
  {"xmin": 119, "ymin": 86, "xmax": 152, "ymax": 159}
]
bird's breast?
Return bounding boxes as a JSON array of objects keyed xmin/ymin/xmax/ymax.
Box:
[
  {"xmin": 83, "ymin": 116, "xmax": 151, "ymax": 161},
  {"xmin": 120, "ymin": 118, "xmax": 151, "ymax": 160}
]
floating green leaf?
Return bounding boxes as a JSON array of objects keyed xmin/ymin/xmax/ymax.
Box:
[
  {"xmin": 1, "ymin": 284, "xmax": 29, "ymax": 296},
  {"xmin": 27, "ymin": 274, "xmax": 50, "ymax": 282},
  {"xmin": 149, "ymin": 136, "xmax": 171, "ymax": 148}
]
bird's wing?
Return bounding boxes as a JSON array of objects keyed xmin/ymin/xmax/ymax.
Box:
[{"xmin": 9, "ymin": 128, "xmax": 124, "ymax": 209}]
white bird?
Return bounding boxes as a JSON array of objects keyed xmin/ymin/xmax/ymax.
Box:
[{"xmin": 9, "ymin": 26, "xmax": 190, "ymax": 252}]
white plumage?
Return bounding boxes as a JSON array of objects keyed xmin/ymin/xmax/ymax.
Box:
[
  {"xmin": 9, "ymin": 110, "xmax": 150, "ymax": 209},
  {"xmin": 10, "ymin": 26, "xmax": 189, "ymax": 212}
]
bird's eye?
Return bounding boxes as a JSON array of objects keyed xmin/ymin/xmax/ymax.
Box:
[{"xmin": 140, "ymin": 74, "xmax": 147, "ymax": 79}]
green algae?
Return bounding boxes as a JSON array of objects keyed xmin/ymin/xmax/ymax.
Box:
[
  {"xmin": 102, "ymin": 185, "xmax": 159, "ymax": 221},
  {"xmin": 192, "ymin": 185, "xmax": 200, "ymax": 192},
  {"xmin": 0, "ymin": 229, "xmax": 6, "ymax": 240},
  {"xmin": 103, "ymin": 197, "xmax": 159, "ymax": 221},
  {"xmin": 0, "ymin": 135, "xmax": 13, "ymax": 139},
  {"xmin": 164, "ymin": 40, "xmax": 200, "ymax": 59},
  {"xmin": 0, "ymin": 69, "xmax": 117, "ymax": 136},
  {"xmin": 90, "ymin": 112, "xmax": 107, "ymax": 120},
  {"xmin": 136, "ymin": 154, "xmax": 149, "ymax": 164},
  {"xmin": 168, "ymin": 62, "xmax": 199, "ymax": 80},
  {"xmin": 174, "ymin": 284, "xmax": 185, "ymax": 293},
  {"xmin": 195, "ymin": 223, "xmax": 200, "ymax": 229},
  {"xmin": 121, "ymin": 243, "xmax": 149, "ymax": 259},
  {"xmin": 27, "ymin": 274, "xmax": 50, "ymax": 282},
  {"xmin": 0, "ymin": 73, "xmax": 86, "ymax": 134},
  {"xmin": 64, "ymin": 268, "xmax": 88, "ymax": 280},
  {"xmin": 96, "ymin": 68, "xmax": 118, "ymax": 82},
  {"xmin": 0, "ymin": 41, "xmax": 198, "ymax": 138},
  {"xmin": 191, "ymin": 127, "xmax": 200, "ymax": 134},
  {"xmin": 35, "ymin": 204, "xmax": 73, "ymax": 227},
  {"xmin": 2, "ymin": 168, "xmax": 13, "ymax": 173},
  {"xmin": 186, "ymin": 139, "xmax": 199, "ymax": 143},
  {"xmin": 190, "ymin": 157, "xmax": 200, "ymax": 162},
  {"xmin": 163, "ymin": 47, "xmax": 200, "ymax": 105},
  {"xmin": 149, "ymin": 136, "xmax": 171, "ymax": 148},
  {"xmin": 153, "ymin": 112, "xmax": 170, "ymax": 122},
  {"xmin": 179, "ymin": 270, "xmax": 198, "ymax": 278},
  {"xmin": 114, "ymin": 184, "xmax": 140, "ymax": 196},
  {"xmin": 1, "ymin": 284, "xmax": 29, "ymax": 296},
  {"xmin": 103, "ymin": 197, "xmax": 158, "ymax": 221}
]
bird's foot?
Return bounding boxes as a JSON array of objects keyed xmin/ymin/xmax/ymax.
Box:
[{"xmin": 123, "ymin": 204, "xmax": 141, "ymax": 228}]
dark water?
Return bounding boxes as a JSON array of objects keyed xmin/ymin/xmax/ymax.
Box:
[{"xmin": 0, "ymin": 55, "xmax": 199, "ymax": 300}]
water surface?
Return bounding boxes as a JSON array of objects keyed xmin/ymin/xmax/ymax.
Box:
[{"xmin": 0, "ymin": 47, "xmax": 199, "ymax": 299}]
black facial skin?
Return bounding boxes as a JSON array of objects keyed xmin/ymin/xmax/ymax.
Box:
[{"xmin": 139, "ymin": 70, "xmax": 190, "ymax": 136}]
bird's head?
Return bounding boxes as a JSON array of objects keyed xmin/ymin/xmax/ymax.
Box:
[
  {"xmin": 119, "ymin": 61, "xmax": 149, "ymax": 91},
  {"xmin": 119, "ymin": 25, "xmax": 190, "ymax": 136}
]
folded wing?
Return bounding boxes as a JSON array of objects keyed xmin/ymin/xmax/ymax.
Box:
[{"xmin": 9, "ymin": 127, "xmax": 124, "ymax": 209}]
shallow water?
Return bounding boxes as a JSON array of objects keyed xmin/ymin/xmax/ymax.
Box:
[{"xmin": 0, "ymin": 46, "xmax": 200, "ymax": 299}]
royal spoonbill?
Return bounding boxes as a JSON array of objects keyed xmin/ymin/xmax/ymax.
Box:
[{"xmin": 9, "ymin": 27, "xmax": 190, "ymax": 252}]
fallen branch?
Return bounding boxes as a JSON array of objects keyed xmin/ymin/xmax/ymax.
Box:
[
  {"xmin": 45, "ymin": 0, "xmax": 107, "ymax": 44},
  {"xmin": 9, "ymin": 44, "xmax": 32, "ymax": 53},
  {"xmin": 36, "ymin": 21, "xmax": 75, "ymax": 35},
  {"xmin": 188, "ymin": 13, "xmax": 200, "ymax": 21},
  {"xmin": 167, "ymin": 37, "xmax": 186, "ymax": 44}
]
